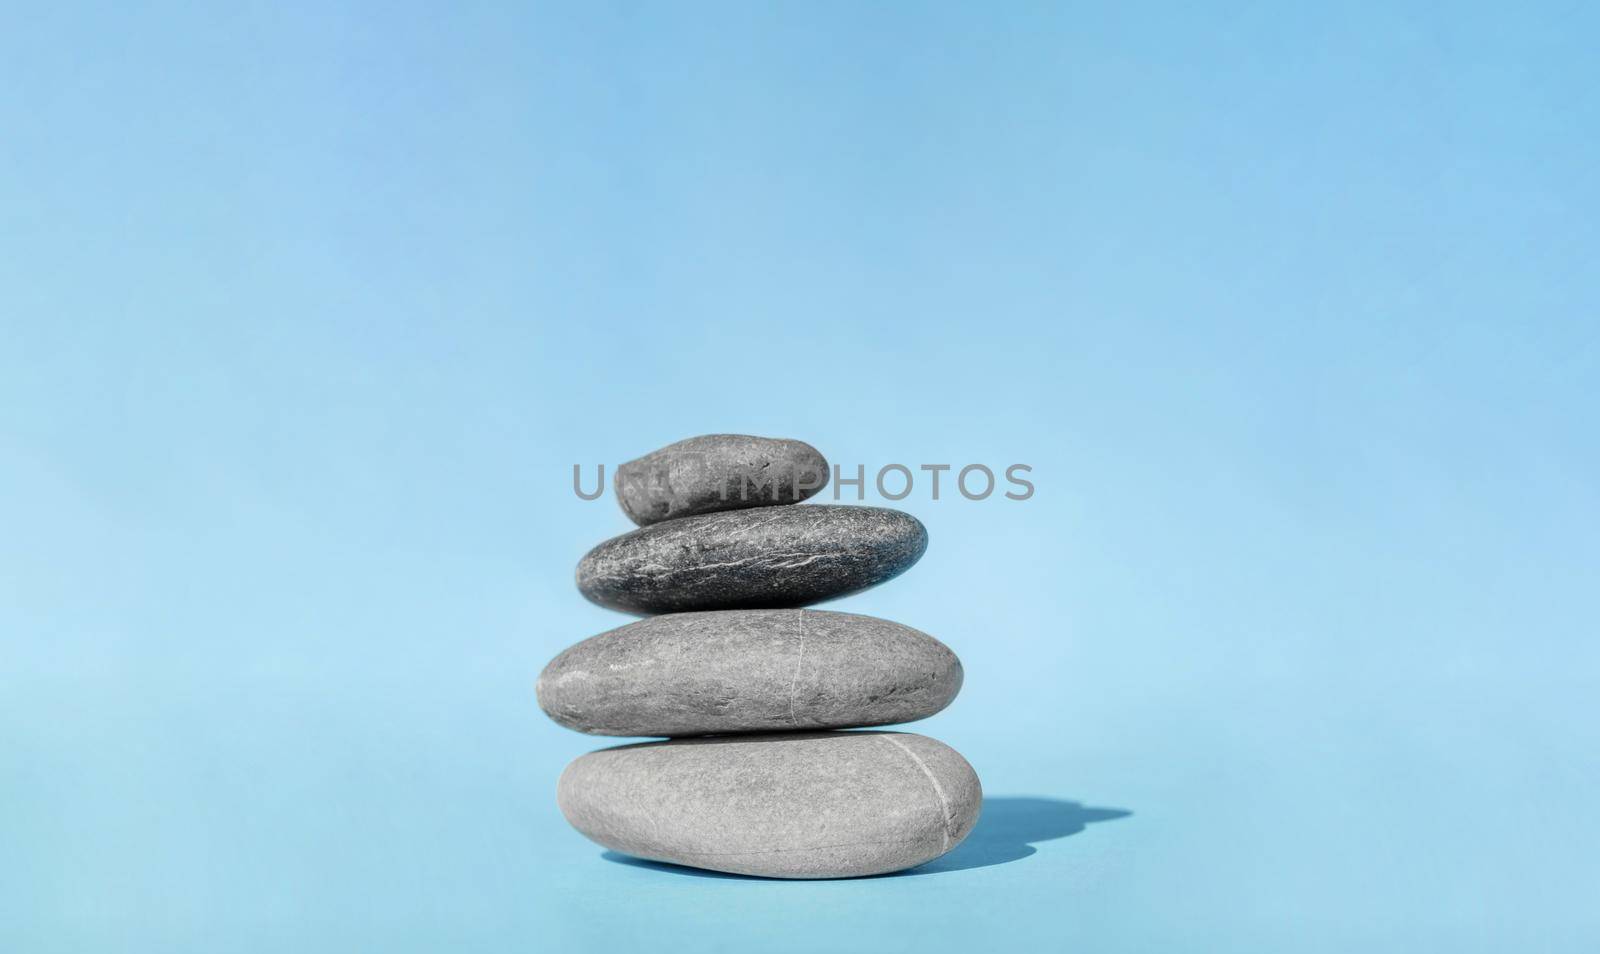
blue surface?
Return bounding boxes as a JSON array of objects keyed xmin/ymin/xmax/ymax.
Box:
[{"xmin": 3, "ymin": 3, "xmax": 1598, "ymax": 951}]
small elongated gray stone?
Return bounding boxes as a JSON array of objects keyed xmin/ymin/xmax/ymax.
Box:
[
  {"xmin": 576, "ymin": 505, "xmax": 927, "ymax": 615},
  {"xmin": 615, "ymin": 434, "xmax": 829, "ymax": 526},
  {"xmin": 557, "ymin": 731, "xmax": 982, "ymax": 878},
  {"xmin": 538, "ymin": 609, "xmax": 962, "ymax": 736}
]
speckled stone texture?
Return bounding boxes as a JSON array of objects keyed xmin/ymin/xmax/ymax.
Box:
[
  {"xmin": 557, "ymin": 731, "xmax": 982, "ymax": 878},
  {"xmin": 537, "ymin": 609, "xmax": 962, "ymax": 737},
  {"xmin": 576, "ymin": 505, "xmax": 928, "ymax": 615},
  {"xmin": 615, "ymin": 434, "xmax": 830, "ymax": 526}
]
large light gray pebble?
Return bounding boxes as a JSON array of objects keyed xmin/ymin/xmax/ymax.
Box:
[
  {"xmin": 615, "ymin": 434, "xmax": 829, "ymax": 526},
  {"xmin": 557, "ymin": 731, "xmax": 982, "ymax": 878},
  {"xmin": 576, "ymin": 505, "xmax": 927, "ymax": 615},
  {"xmin": 538, "ymin": 609, "xmax": 962, "ymax": 737}
]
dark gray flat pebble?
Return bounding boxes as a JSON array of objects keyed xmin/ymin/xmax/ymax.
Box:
[{"xmin": 575, "ymin": 505, "xmax": 928, "ymax": 615}]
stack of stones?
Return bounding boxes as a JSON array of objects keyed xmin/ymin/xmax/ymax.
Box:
[{"xmin": 538, "ymin": 434, "xmax": 982, "ymax": 878}]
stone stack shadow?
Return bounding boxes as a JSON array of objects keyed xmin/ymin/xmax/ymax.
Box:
[{"xmin": 539, "ymin": 434, "xmax": 981, "ymax": 879}]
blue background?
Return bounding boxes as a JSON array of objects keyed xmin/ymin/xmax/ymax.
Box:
[{"xmin": 4, "ymin": 2, "xmax": 1597, "ymax": 951}]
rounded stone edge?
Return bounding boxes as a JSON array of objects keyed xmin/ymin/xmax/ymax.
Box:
[
  {"xmin": 890, "ymin": 733, "xmax": 984, "ymax": 855},
  {"xmin": 887, "ymin": 510, "xmax": 931, "ymax": 585},
  {"xmin": 534, "ymin": 641, "xmax": 589, "ymax": 734}
]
